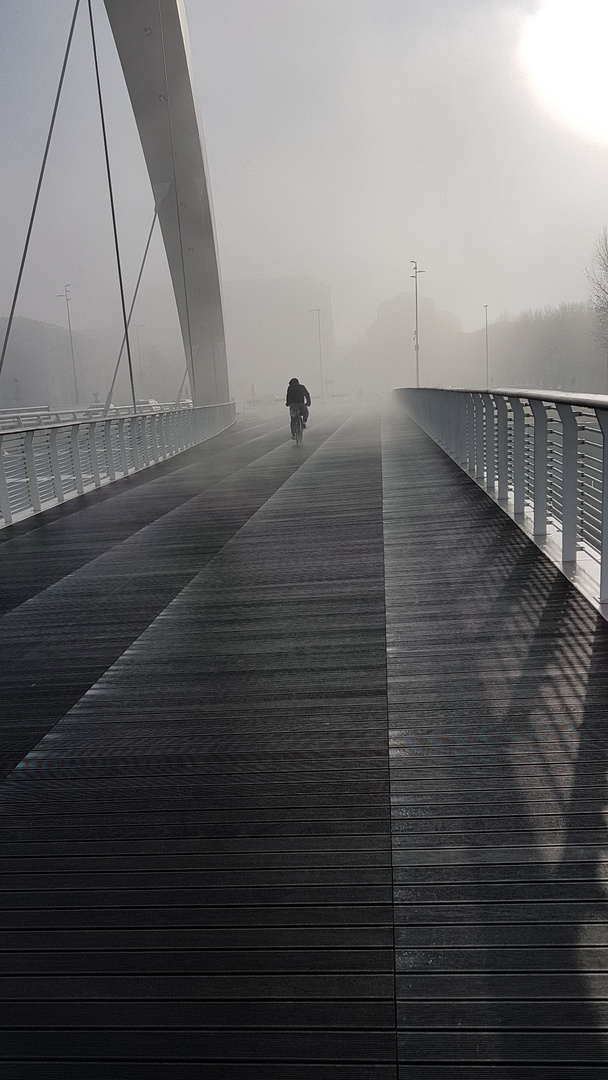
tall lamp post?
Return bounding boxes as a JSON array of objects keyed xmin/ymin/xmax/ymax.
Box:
[
  {"xmin": 57, "ymin": 284, "xmax": 79, "ymax": 404},
  {"xmin": 309, "ymin": 307, "xmax": 324, "ymax": 398},
  {"xmin": 484, "ymin": 305, "xmax": 489, "ymax": 387},
  {"xmin": 410, "ymin": 261, "xmax": 425, "ymax": 387}
]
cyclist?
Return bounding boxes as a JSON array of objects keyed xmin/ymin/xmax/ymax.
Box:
[{"xmin": 286, "ymin": 378, "xmax": 311, "ymax": 438}]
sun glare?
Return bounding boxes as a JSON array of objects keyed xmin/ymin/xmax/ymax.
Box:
[{"xmin": 520, "ymin": 0, "xmax": 608, "ymax": 144}]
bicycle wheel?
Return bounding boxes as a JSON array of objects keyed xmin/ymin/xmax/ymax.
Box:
[{"xmin": 294, "ymin": 414, "xmax": 303, "ymax": 446}]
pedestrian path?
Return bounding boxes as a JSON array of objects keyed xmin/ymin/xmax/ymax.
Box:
[{"xmin": 0, "ymin": 403, "xmax": 607, "ymax": 1077}]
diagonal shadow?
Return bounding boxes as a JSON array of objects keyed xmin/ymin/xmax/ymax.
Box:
[{"xmin": 388, "ymin": 419, "xmax": 608, "ymax": 1072}]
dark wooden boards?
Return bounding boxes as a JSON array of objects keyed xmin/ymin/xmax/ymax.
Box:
[
  {"xmin": 0, "ymin": 408, "xmax": 397, "ymax": 1078},
  {"xmin": 3, "ymin": 399, "xmax": 608, "ymax": 1076},
  {"xmin": 0, "ymin": 411, "xmax": 352, "ymax": 778},
  {"xmin": 382, "ymin": 407, "xmax": 608, "ymax": 1078}
]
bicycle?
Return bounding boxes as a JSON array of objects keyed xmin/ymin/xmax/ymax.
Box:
[{"xmin": 290, "ymin": 405, "xmax": 304, "ymax": 446}]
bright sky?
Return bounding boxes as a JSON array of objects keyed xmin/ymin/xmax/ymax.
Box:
[
  {"xmin": 1, "ymin": 0, "xmax": 608, "ymax": 351},
  {"xmin": 520, "ymin": 0, "xmax": 608, "ymax": 145}
]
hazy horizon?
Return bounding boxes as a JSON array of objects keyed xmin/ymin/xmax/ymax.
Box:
[{"xmin": 1, "ymin": 0, "xmax": 608, "ymax": 394}]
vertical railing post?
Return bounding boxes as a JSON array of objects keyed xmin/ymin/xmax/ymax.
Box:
[
  {"xmin": 509, "ymin": 397, "xmax": 525, "ymax": 516},
  {"xmin": 420, "ymin": 390, "xmax": 426, "ymax": 433},
  {"xmin": 49, "ymin": 428, "xmax": 65, "ymax": 503},
  {"xmin": 117, "ymin": 418, "xmax": 129, "ymax": 476},
  {"xmin": 427, "ymin": 391, "xmax": 435, "ymax": 441},
  {"xmin": 494, "ymin": 395, "xmax": 508, "ymax": 502},
  {"xmin": 446, "ymin": 393, "xmax": 455, "ymax": 457},
  {"xmin": 149, "ymin": 416, "xmax": 160, "ymax": 463},
  {"xmin": 130, "ymin": 417, "xmax": 142, "ymax": 471},
  {"xmin": 465, "ymin": 395, "xmax": 475, "ymax": 473},
  {"xmin": 456, "ymin": 393, "xmax": 467, "ymax": 465},
  {"xmin": 595, "ymin": 408, "xmax": 608, "ymax": 601},
  {"xmin": 104, "ymin": 419, "xmax": 116, "ymax": 481},
  {"xmin": 0, "ymin": 435, "xmax": 13, "ymax": 524},
  {"xmin": 70, "ymin": 425, "xmax": 84, "ymax": 495},
  {"xmin": 482, "ymin": 393, "xmax": 496, "ymax": 493},
  {"xmin": 24, "ymin": 430, "xmax": 42, "ymax": 513},
  {"xmin": 473, "ymin": 393, "xmax": 485, "ymax": 480},
  {"xmin": 140, "ymin": 417, "xmax": 151, "ymax": 468},
  {"xmin": 158, "ymin": 415, "xmax": 169, "ymax": 459},
  {"xmin": 436, "ymin": 392, "xmax": 445, "ymax": 447},
  {"xmin": 88, "ymin": 422, "xmax": 101, "ymax": 488},
  {"xmin": 529, "ymin": 398, "xmax": 548, "ymax": 537},
  {"xmin": 556, "ymin": 403, "xmax": 578, "ymax": 563}
]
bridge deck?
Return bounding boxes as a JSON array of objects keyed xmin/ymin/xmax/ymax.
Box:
[{"xmin": 0, "ymin": 404, "xmax": 607, "ymax": 1078}]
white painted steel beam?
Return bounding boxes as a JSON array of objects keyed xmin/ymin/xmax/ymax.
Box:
[{"xmin": 102, "ymin": 0, "xmax": 229, "ymax": 406}]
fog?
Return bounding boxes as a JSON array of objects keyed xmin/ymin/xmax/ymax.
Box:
[{"xmin": 1, "ymin": 0, "xmax": 608, "ymax": 404}]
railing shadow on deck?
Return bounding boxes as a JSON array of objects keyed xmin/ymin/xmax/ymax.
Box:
[{"xmin": 441, "ymin": 523, "xmax": 607, "ymax": 1063}]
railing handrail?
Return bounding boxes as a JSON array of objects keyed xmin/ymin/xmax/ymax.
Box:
[
  {"xmin": 0, "ymin": 401, "xmax": 236, "ymax": 528},
  {"xmin": 418, "ymin": 386, "xmax": 608, "ymax": 410},
  {"xmin": 0, "ymin": 400, "xmax": 233, "ymax": 436},
  {"xmin": 395, "ymin": 386, "xmax": 608, "ymax": 617}
]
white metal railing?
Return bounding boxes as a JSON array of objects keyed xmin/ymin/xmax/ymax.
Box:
[
  {"xmin": 0, "ymin": 401, "xmax": 236, "ymax": 527},
  {"xmin": 0, "ymin": 400, "xmax": 192, "ymax": 432},
  {"xmin": 396, "ymin": 387, "xmax": 608, "ymax": 612}
]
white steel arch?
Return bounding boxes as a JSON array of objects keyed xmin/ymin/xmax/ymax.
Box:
[{"xmin": 103, "ymin": 0, "xmax": 229, "ymax": 406}]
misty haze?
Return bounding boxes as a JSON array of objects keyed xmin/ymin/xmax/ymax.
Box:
[
  {"xmin": 2, "ymin": 1, "xmax": 608, "ymax": 406},
  {"xmin": 4, "ymin": 3, "xmax": 608, "ymax": 1077}
]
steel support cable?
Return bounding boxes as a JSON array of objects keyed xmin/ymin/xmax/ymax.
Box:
[
  {"xmin": 87, "ymin": 0, "xmax": 138, "ymax": 414},
  {"xmin": 0, "ymin": 0, "xmax": 82, "ymax": 381},
  {"xmin": 157, "ymin": 0, "xmax": 198, "ymax": 404},
  {"xmin": 104, "ymin": 209, "xmax": 158, "ymax": 413}
]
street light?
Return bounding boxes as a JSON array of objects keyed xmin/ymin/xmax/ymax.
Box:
[
  {"xmin": 309, "ymin": 308, "xmax": 324, "ymax": 398},
  {"xmin": 484, "ymin": 305, "xmax": 489, "ymax": 387},
  {"xmin": 410, "ymin": 261, "xmax": 425, "ymax": 387},
  {"xmin": 57, "ymin": 284, "xmax": 79, "ymax": 403}
]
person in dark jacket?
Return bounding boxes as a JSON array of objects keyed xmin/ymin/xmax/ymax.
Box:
[{"xmin": 286, "ymin": 378, "xmax": 311, "ymax": 437}]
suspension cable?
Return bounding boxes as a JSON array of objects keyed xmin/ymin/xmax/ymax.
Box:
[
  {"xmin": 104, "ymin": 209, "xmax": 158, "ymax": 413},
  {"xmin": 87, "ymin": 0, "xmax": 138, "ymax": 414},
  {"xmin": 0, "ymin": 0, "xmax": 82, "ymax": 381}
]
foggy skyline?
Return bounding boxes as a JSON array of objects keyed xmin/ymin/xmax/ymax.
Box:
[{"xmin": 1, "ymin": 0, "xmax": 608, "ymax": 389}]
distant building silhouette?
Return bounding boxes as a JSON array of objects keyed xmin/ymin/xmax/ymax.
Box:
[{"xmin": 222, "ymin": 277, "xmax": 336, "ymax": 400}]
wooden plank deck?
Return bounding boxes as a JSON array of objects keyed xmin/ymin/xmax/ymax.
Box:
[
  {"xmin": 0, "ymin": 403, "xmax": 607, "ymax": 1077},
  {"xmin": 383, "ymin": 412, "xmax": 608, "ymax": 1079}
]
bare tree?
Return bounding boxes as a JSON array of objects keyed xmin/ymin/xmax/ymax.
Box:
[
  {"xmin": 587, "ymin": 228, "xmax": 608, "ymax": 342},
  {"xmin": 586, "ymin": 228, "xmax": 608, "ymax": 389}
]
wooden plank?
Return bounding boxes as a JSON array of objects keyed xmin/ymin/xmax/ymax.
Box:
[
  {"xmin": 383, "ymin": 407, "xmax": 608, "ymax": 1073},
  {"xmin": 0, "ymin": 408, "xmax": 397, "ymax": 1075}
]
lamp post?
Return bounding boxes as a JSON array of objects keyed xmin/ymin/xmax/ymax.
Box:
[
  {"xmin": 57, "ymin": 284, "xmax": 79, "ymax": 404},
  {"xmin": 484, "ymin": 305, "xmax": 489, "ymax": 387},
  {"xmin": 410, "ymin": 261, "xmax": 425, "ymax": 387},
  {"xmin": 309, "ymin": 307, "xmax": 324, "ymax": 398}
]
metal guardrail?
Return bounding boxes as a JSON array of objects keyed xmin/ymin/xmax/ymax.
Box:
[
  {"xmin": 396, "ymin": 387, "xmax": 608, "ymax": 611},
  {"xmin": 0, "ymin": 401, "xmax": 236, "ymax": 527},
  {"xmin": 0, "ymin": 401, "xmax": 191, "ymax": 432}
]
